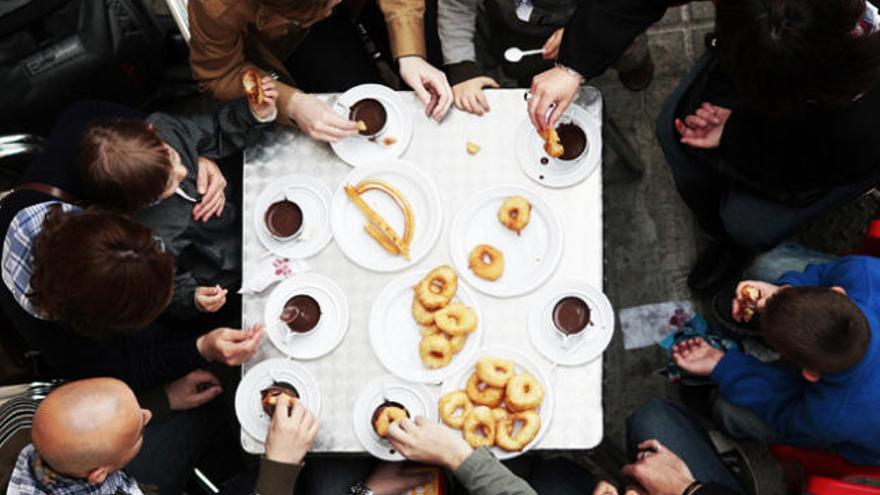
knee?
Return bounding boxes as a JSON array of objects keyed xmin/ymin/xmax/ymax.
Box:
[{"xmin": 626, "ymin": 399, "xmax": 682, "ymax": 442}]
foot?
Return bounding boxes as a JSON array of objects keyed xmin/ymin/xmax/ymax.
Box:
[
  {"xmin": 687, "ymin": 242, "xmax": 752, "ymax": 295},
  {"xmin": 617, "ymin": 52, "xmax": 654, "ymax": 92}
]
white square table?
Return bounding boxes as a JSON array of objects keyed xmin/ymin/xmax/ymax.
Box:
[{"xmin": 241, "ymin": 88, "xmax": 605, "ymax": 454}]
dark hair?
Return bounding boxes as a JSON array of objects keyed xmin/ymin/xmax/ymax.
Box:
[
  {"xmin": 29, "ymin": 206, "xmax": 175, "ymax": 338},
  {"xmin": 716, "ymin": 0, "xmax": 880, "ymax": 117},
  {"xmin": 761, "ymin": 287, "xmax": 870, "ymax": 373},
  {"xmin": 77, "ymin": 120, "xmax": 172, "ymax": 213}
]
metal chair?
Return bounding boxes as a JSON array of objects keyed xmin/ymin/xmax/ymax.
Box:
[{"xmin": 163, "ymin": 0, "xmax": 190, "ymax": 44}]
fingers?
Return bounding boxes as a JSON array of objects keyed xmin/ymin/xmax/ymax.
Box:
[
  {"xmin": 398, "ymin": 417, "xmax": 416, "ymax": 433},
  {"xmin": 731, "ymin": 298, "xmax": 743, "ymax": 322},
  {"xmin": 195, "ymin": 191, "xmax": 226, "ymax": 222},
  {"xmin": 425, "ymin": 78, "xmax": 453, "ymax": 121},
  {"xmin": 192, "ymin": 383, "xmax": 223, "ymax": 404},
  {"xmin": 529, "ymin": 92, "xmax": 553, "ymax": 131},
  {"xmin": 637, "ymin": 439, "xmax": 663, "ymax": 453},
  {"xmin": 187, "ymin": 368, "xmax": 220, "ymax": 385},
  {"xmin": 548, "ymin": 93, "xmax": 573, "ymax": 128},
  {"xmin": 480, "ymin": 77, "xmax": 500, "ymax": 89},
  {"xmin": 475, "ymin": 91, "xmax": 491, "ymax": 114},
  {"xmin": 684, "ymin": 115, "xmax": 709, "ymax": 129},
  {"xmin": 696, "ymin": 107, "xmax": 721, "ymax": 125},
  {"xmin": 410, "ymin": 77, "xmax": 433, "ymax": 107},
  {"xmin": 196, "ymin": 159, "xmax": 209, "ymax": 195}
]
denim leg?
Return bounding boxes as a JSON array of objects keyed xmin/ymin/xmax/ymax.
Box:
[
  {"xmin": 743, "ymin": 242, "xmax": 839, "ymax": 282},
  {"xmin": 296, "ymin": 455, "xmax": 376, "ymax": 494},
  {"xmin": 527, "ymin": 457, "xmax": 596, "ymax": 495},
  {"xmin": 626, "ymin": 399, "xmax": 745, "ymax": 494},
  {"xmin": 712, "ymin": 398, "xmax": 777, "ymax": 443}
]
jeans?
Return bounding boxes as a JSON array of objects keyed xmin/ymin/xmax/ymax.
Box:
[
  {"xmin": 657, "ymin": 55, "xmax": 878, "ymax": 248},
  {"xmin": 626, "ymin": 399, "xmax": 746, "ymax": 494},
  {"xmin": 743, "ymin": 242, "xmax": 838, "ymax": 282}
]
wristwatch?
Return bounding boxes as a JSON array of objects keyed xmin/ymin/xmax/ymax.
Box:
[{"xmin": 349, "ymin": 482, "xmax": 374, "ymax": 495}]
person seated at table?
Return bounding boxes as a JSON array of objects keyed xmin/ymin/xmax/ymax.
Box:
[
  {"xmin": 672, "ymin": 256, "xmax": 880, "ymax": 465},
  {"xmin": 528, "ymin": 0, "xmax": 880, "ymax": 293},
  {"xmin": 437, "ymin": 0, "xmax": 652, "ymax": 115},
  {"xmin": 77, "ymin": 79, "xmax": 278, "ymax": 320},
  {"xmin": 6, "ymin": 378, "xmax": 320, "ymax": 495},
  {"xmin": 187, "ymin": 0, "xmax": 453, "ymax": 143}
]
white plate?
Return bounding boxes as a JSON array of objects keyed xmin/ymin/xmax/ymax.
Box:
[
  {"xmin": 528, "ymin": 281, "xmax": 615, "ymax": 366},
  {"xmin": 253, "ymin": 175, "xmax": 333, "ymax": 259},
  {"xmin": 352, "ymin": 375, "xmax": 436, "ymax": 461},
  {"xmin": 264, "ymin": 273, "xmax": 350, "ymax": 359},
  {"xmin": 439, "ymin": 346, "xmax": 554, "ymax": 460},
  {"xmin": 330, "ymin": 162, "xmax": 442, "ymax": 272},
  {"xmin": 369, "ymin": 269, "xmax": 484, "ymax": 384},
  {"xmin": 516, "ymin": 103, "xmax": 601, "ymax": 188},
  {"xmin": 330, "ymin": 84, "xmax": 413, "ymax": 167},
  {"xmin": 235, "ymin": 358, "xmax": 322, "ymax": 443},
  {"xmin": 450, "ymin": 184, "xmax": 563, "ymax": 298}
]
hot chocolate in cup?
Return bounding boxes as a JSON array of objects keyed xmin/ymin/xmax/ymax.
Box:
[
  {"xmin": 264, "ymin": 199, "xmax": 303, "ymax": 241},
  {"xmin": 280, "ymin": 294, "xmax": 322, "ymax": 334},
  {"xmin": 555, "ymin": 122, "xmax": 588, "ymax": 161},
  {"xmin": 552, "ymin": 296, "xmax": 591, "ymax": 337},
  {"xmin": 349, "ymin": 98, "xmax": 388, "ymax": 137}
]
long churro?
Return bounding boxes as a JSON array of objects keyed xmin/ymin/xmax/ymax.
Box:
[
  {"xmin": 344, "ymin": 179, "xmax": 415, "ymax": 259},
  {"xmin": 539, "ymin": 127, "xmax": 564, "ymax": 158}
]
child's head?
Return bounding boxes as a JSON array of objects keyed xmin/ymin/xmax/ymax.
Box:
[
  {"xmin": 762, "ymin": 287, "xmax": 870, "ymax": 376},
  {"xmin": 78, "ymin": 120, "xmax": 188, "ymax": 212},
  {"xmin": 29, "ymin": 206, "xmax": 175, "ymax": 338}
]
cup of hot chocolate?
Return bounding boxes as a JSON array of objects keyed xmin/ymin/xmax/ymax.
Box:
[
  {"xmin": 554, "ymin": 122, "xmax": 588, "ymax": 162},
  {"xmin": 264, "ymin": 199, "xmax": 304, "ymax": 241},
  {"xmin": 280, "ymin": 294, "xmax": 322, "ymax": 335},
  {"xmin": 551, "ymin": 296, "xmax": 592, "ymax": 341},
  {"xmin": 349, "ymin": 98, "xmax": 388, "ymax": 137}
]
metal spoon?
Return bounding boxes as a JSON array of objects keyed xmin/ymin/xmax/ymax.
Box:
[{"xmin": 505, "ymin": 47, "xmax": 544, "ymax": 63}]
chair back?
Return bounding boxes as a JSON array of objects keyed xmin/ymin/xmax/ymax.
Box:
[
  {"xmin": 0, "ymin": 392, "xmax": 42, "ymax": 492},
  {"xmin": 164, "ymin": 0, "xmax": 190, "ymax": 44},
  {"xmin": 771, "ymin": 444, "xmax": 880, "ymax": 495}
]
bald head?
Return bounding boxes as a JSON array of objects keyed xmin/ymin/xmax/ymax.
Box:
[{"xmin": 31, "ymin": 378, "xmax": 150, "ymax": 480}]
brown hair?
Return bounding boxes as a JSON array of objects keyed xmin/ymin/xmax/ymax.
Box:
[
  {"xmin": 761, "ymin": 287, "xmax": 871, "ymax": 373},
  {"xmin": 77, "ymin": 120, "xmax": 172, "ymax": 213},
  {"xmin": 29, "ymin": 206, "xmax": 175, "ymax": 338}
]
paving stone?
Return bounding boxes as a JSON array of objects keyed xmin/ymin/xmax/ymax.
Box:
[
  {"xmin": 689, "ymin": 2, "xmax": 717, "ymax": 22},
  {"xmin": 648, "ymin": 31, "xmax": 694, "ymax": 78}
]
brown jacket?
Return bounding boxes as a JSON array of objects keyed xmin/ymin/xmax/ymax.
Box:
[{"xmin": 188, "ymin": 0, "xmax": 426, "ymax": 125}]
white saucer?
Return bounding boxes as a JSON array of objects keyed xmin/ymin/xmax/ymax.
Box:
[
  {"xmin": 515, "ymin": 103, "xmax": 601, "ymax": 188},
  {"xmin": 449, "ymin": 184, "xmax": 563, "ymax": 298},
  {"xmin": 527, "ymin": 281, "xmax": 615, "ymax": 366},
  {"xmin": 439, "ymin": 346, "xmax": 554, "ymax": 460},
  {"xmin": 330, "ymin": 84, "xmax": 413, "ymax": 167},
  {"xmin": 253, "ymin": 175, "xmax": 333, "ymax": 259},
  {"xmin": 235, "ymin": 358, "xmax": 322, "ymax": 443},
  {"xmin": 330, "ymin": 161, "xmax": 442, "ymax": 272},
  {"xmin": 369, "ymin": 269, "xmax": 484, "ymax": 384},
  {"xmin": 264, "ymin": 273, "xmax": 349, "ymax": 359},
  {"xmin": 352, "ymin": 375, "xmax": 436, "ymax": 461}
]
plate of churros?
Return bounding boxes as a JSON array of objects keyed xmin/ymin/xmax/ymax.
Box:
[
  {"xmin": 369, "ymin": 265, "xmax": 484, "ymax": 383},
  {"xmin": 330, "ymin": 84, "xmax": 414, "ymax": 167},
  {"xmin": 438, "ymin": 347, "xmax": 554, "ymax": 460},
  {"xmin": 330, "ymin": 161, "xmax": 442, "ymax": 272},
  {"xmin": 449, "ymin": 184, "xmax": 563, "ymax": 298}
]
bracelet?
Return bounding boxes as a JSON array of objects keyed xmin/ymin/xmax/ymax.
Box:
[
  {"xmin": 682, "ymin": 480, "xmax": 703, "ymax": 495},
  {"xmin": 349, "ymin": 482, "xmax": 374, "ymax": 495},
  {"xmin": 554, "ymin": 62, "xmax": 585, "ymax": 84}
]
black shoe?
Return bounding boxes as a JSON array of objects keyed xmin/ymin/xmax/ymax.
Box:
[
  {"xmin": 687, "ymin": 242, "xmax": 752, "ymax": 295},
  {"xmin": 618, "ymin": 52, "xmax": 654, "ymax": 92}
]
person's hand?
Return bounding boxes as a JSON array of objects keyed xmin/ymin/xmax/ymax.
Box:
[
  {"xmin": 387, "ymin": 416, "xmax": 473, "ymax": 470},
  {"xmin": 542, "ymin": 28, "xmax": 564, "ymax": 60},
  {"xmin": 196, "ymin": 324, "xmax": 264, "ymax": 365},
  {"xmin": 622, "ymin": 440, "xmax": 696, "ymax": 495},
  {"xmin": 674, "ymin": 102, "xmax": 732, "ymax": 149},
  {"xmin": 528, "ymin": 66, "xmax": 582, "ymax": 131},
  {"xmin": 193, "ymin": 157, "xmax": 227, "ymax": 222},
  {"xmin": 398, "ymin": 56, "xmax": 453, "ymax": 121},
  {"xmin": 364, "ymin": 462, "xmax": 435, "ymax": 495},
  {"xmin": 731, "ymin": 280, "xmax": 784, "ymax": 322},
  {"xmin": 164, "ymin": 369, "xmax": 223, "ymax": 411},
  {"xmin": 264, "ymin": 395, "xmax": 319, "ymax": 465},
  {"xmin": 195, "ymin": 286, "xmax": 228, "ymax": 313},
  {"xmin": 593, "ymin": 481, "xmax": 619, "ymax": 495},
  {"xmin": 250, "ymin": 76, "xmax": 280, "ymax": 121},
  {"xmin": 287, "ymin": 92, "xmax": 358, "ymax": 142},
  {"xmin": 452, "ymin": 76, "xmax": 500, "ymax": 116},
  {"xmin": 671, "ymin": 337, "xmax": 724, "ymax": 377}
]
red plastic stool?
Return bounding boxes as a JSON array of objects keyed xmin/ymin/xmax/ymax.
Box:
[
  {"xmin": 860, "ymin": 220, "xmax": 880, "ymax": 257},
  {"xmin": 770, "ymin": 444, "xmax": 880, "ymax": 494}
]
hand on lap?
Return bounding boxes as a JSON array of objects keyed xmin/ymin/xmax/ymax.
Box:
[
  {"xmin": 453, "ymin": 76, "xmax": 500, "ymax": 116},
  {"xmin": 165, "ymin": 369, "xmax": 223, "ymax": 410},
  {"xmin": 193, "ymin": 157, "xmax": 227, "ymax": 222},
  {"xmin": 197, "ymin": 324, "xmax": 264, "ymax": 365},
  {"xmin": 288, "ymin": 92, "xmax": 358, "ymax": 143},
  {"xmin": 622, "ymin": 439, "xmax": 696, "ymax": 495},
  {"xmin": 674, "ymin": 102, "xmax": 732, "ymax": 149},
  {"xmin": 387, "ymin": 416, "xmax": 473, "ymax": 470},
  {"xmin": 264, "ymin": 395, "xmax": 319, "ymax": 464},
  {"xmin": 671, "ymin": 337, "xmax": 724, "ymax": 376},
  {"xmin": 399, "ymin": 56, "xmax": 453, "ymax": 121}
]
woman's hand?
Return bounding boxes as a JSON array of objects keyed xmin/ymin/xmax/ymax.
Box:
[
  {"xmin": 674, "ymin": 102, "xmax": 732, "ymax": 149},
  {"xmin": 249, "ymin": 77, "xmax": 280, "ymax": 121},
  {"xmin": 193, "ymin": 157, "xmax": 227, "ymax": 222},
  {"xmin": 287, "ymin": 92, "xmax": 358, "ymax": 142},
  {"xmin": 195, "ymin": 285, "xmax": 228, "ymax": 313},
  {"xmin": 452, "ymin": 76, "xmax": 500, "ymax": 116},
  {"xmin": 387, "ymin": 416, "xmax": 473, "ymax": 470},
  {"xmin": 196, "ymin": 324, "xmax": 264, "ymax": 365},
  {"xmin": 622, "ymin": 440, "xmax": 697, "ymax": 495},
  {"xmin": 164, "ymin": 369, "xmax": 223, "ymax": 410},
  {"xmin": 399, "ymin": 56, "xmax": 453, "ymax": 121},
  {"xmin": 528, "ymin": 66, "xmax": 582, "ymax": 131},
  {"xmin": 264, "ymin": 396, "xmax": 319, "ymax": 464}
]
